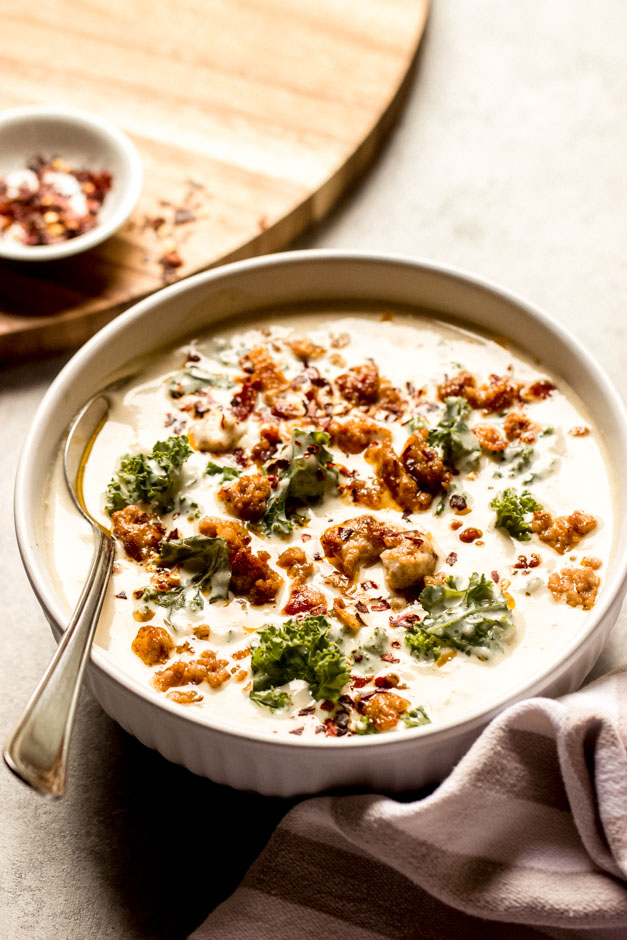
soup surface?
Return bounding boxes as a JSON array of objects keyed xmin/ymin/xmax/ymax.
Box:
[{"xmin": 46, "ymin": 310, "xmax": 613, "ymax": 738}]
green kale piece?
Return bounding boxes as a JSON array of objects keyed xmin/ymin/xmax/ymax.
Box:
[
  {"xmin": 167, "ymin": 366, "xmax": 233, "ymax": 398},
  {"xmin": 205, "ymin": 461, "xmax": 242, "ymax": 482},
  {"xmin": 404, "ymin": 628, "xmax": 443, "ymax": 661},
  {"xmin": 249, "ymin": 688, "xmax": 290, "ymax": 711},
  {"xmin": 143, "ymin": 535, "xmax": 231, "ymax": 617},
  {"xmin": 405, "ymin": 415, "xmax": 427, "ymax": 432},
  {"xmin": 403, "ymin": 706, "xmax": 431, "ymax": 728},
  {"xmin": 405, "ymin": 573, "xmax": 514, "ymax": 661},
  {"xmin": 260, "ymin": 429, "xmax": 339, "ymax": 536},
  {"xmin": 427, "ymin": 397, "xmax": 480, "ymax": 469},
  {"xmin": 250, "ymin": 615, "xmax": 351, "ymax": 709},
  {"xmin": 496, "ymin": 444, "xmax": 535, "ymax": 477},
  {"xmin": 105, "ymin": 435, "xmax": 192, "ymax": 515},
  {"xmin": 490, "ymin": 487, "xmax": 542, "ymax": 541}
]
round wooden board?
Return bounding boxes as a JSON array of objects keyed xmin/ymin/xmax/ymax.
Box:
[{"xmin": 0, "ymin": 0, "xmax": 429, "ymax": 361}]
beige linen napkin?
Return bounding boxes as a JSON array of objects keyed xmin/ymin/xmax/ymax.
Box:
[{"xmin": 192, "ymin": 668, "xmax": 627, "ymax": 939}]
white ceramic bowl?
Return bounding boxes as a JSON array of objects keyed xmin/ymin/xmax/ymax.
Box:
[
  {"xmin": 0, "ymin": 105, "xmax": 142, "ymax": 261},
  {"xmin": 14, "ymin": 252, "xmax": 627, "ymax": 796}
]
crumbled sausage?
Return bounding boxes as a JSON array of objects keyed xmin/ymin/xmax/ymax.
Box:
[
  {"xmin": 191, "ymin": 407, "xmax": 244, "ymax": 453},
  {"xmin": 111, "ymin": 505, "xmax": 165, "ymax": 562},
  {"xmin": 569, "ymin": 426, "xmax": 590, "ymax": 438},
  {"xmin": 531, "ymin": 510, "xmax": 597, "ymax": 555},
  {"xmin": 199, "ymin": 516, "xmax": 283, "ymax": 604},
  {"xmin": 366, "ymin": 440, "xmax": 433, "ymax": 511},
  {"xmin": 548, "ymin": 567, "xmax": 600, "ymax": 610},
  {"xmin": 193, "ymin": 624, "xmax": 211, "ymax": 639},
  {"xmin": 503, "ymin": 411, "xmax": 538, "ymax": 443},
  {"xmin": 322, "ymin": 515, "xmax": 390, "ymax": 580},
  {"xmin": 328, "ymin": 415, "xmax": 391, "ymax": 454},
  {"xmin": 438, "ymin": 370, "xmax": 520, "ymax": 412},
  {"xmin": 437, "ymin": 370, "xmax": 476, "ymax": 402},
  {"xmin": 283, "ymin": 583, "xmax": 327, "ymax": 616},
  {"xmin": 581, "ymin": 556, "xmax": 602, "ymax": 570},
  {"xmin": 286, "ymin": 335, "xmax": 326, "ymax": 361},
  {"xmin": 246, "ymin": 346, "xmax": 288, "ymax": 403},
  {"xmin": 132, "ymin": 625, "xmax": 174, "ymax": 666},
  {"xmin": 379, "ymin": 532, "xmax": 438, "ymax": 591},
  {"xmin": 331, "ymin": 596, "xmax": 364, "ymax": 631},
  {"xmin": 250, "ymin": 425, "xmax": 282, "ymax": 463},
  {"xmin": 277, "ymin": 546, "xmax": 314, "ymax": 580},
  {"xmin": 358, "ymin": 691, "xmax": 409, "ymax": 731},
  {"xmin": 339, "ymin": 475, "xmax": 384, "ymax": 509},
  {"xmin": 473, "ymin": 424, "xmax": 507, "ymax": 451},
  {"xmin": 401, "ymin": 428, "xmax": 452, "ymax": 492},
  {"xmin": 167, "ymin": 689, "xmax": 203, "ymax": 704},
  {"xmin": 520, "ymin": 379, "xmax": 556, "ymax": 402},
  {"xmin": 336, "ymin": 360, "xmax": 380, "ymax": 405},
  {"xmin": 154, "ymin": 649, "xmax": 231, "ymax": 691},
  {"xmin": 218, "ymin": 472, "xmax": 272, "ymax": 521},
  {"xmin": 321, "ymin": 514, "xmax": 437, "ymax": 590},
  {"xmin": 378, "ymin": 379, "xmax": 405, "ymax": 414},
  {"xmin": 231, "ymin": 375, "xmax": 260, "ymax": 420},
  {"xmin": 467, "ymin": 374, "xmax": 521, "ymax": 412}
]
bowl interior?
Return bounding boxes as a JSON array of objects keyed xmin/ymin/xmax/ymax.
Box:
[
  {"xmin": 15, "ymin": 252, "xmax": 627, "ymax": 743},
  {"xmin": 0, "ymin": 107, "xmax": 141, "ymax": 259}
]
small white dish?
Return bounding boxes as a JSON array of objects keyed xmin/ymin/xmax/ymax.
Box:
[{"xmin": 0, "ymin": 105, "xmax": 142, "ymax": 261}]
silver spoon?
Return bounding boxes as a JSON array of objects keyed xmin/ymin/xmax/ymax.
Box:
[{"xmin": 4, "ymin": 395, "xmax": 115, "ymax": 798}]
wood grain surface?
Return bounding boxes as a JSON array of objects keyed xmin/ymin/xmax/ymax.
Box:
[{"xmin": 0, "ymin": 0, "xmax": 429, "ymax": 361}]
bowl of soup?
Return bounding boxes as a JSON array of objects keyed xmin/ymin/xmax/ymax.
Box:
[{"xmin": 14, "ymin": 251, "xmax": 627, "ymax": 795}]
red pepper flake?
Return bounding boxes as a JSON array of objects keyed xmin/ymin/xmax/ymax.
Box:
[
  {"xmin": 370, "ymin": 597, "xmax": 390, "ymax": 611},
  {"xmin": 446, "ymin": 552, "xmax": 458, "ymax": 566},
  {"xmin": 158, "ymin": 249, "xmax": 183, "ymax": 280},
  {"xmin": 391, "ymin": 640, "xmax": 401, "ymax": 649},
  {"xmin": 301, "ymin": 533, "xmax": 312, "ymax": 542},
  {"xmin": 298, "ymin": 705, "xmax": 315, "ymax": 715},
  {"xmin": 320, "ymin": 700, "xmax": 335, "ymax": 712},
  {"xmin": 114, "ymin": 591, "xmax": 127, "ymax": 599},
  {"xmin": 361, "ymin": 580, "xmax": 378, "ymax": 591},
  {"xmin": 289, "ymin": 726, "xmax": 304, "ymax": 736},
  {"xmin": 381, "ymin": 652, "xmax": 400, "ymax": 664},
  {"xmin": 491, "ymin": 570, "xmax": 500, "ymax": 583},
  {"xmin": 324, "ymin": 719, "xmax": 339, "ymax": 736},
  {"xmin": 350, "ymin": 674, "xmax": 374, "ymax": 688},
  {"xmin": 389, "ymin": 612, "xmax": 421, "ymax": 629},
  {"xmin": 174, "ymin": 207, "xmax": 196, "ymax": 225},
  {"xmin": 0, "ymin": 155, "xmax": 112, "ymax": 246},
  {"xmin": 315, "ymin": 725, "xmax": 325, "ymax": 734}
]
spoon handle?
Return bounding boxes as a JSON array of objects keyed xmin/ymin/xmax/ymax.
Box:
[{"xmin": 3, "ymin": 528, "xmax": 116, "ymax": 798}]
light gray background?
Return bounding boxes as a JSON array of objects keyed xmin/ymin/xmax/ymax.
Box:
[{"xmin": 2, "ymin": 1, "xmax": 626, "ymax": 936}]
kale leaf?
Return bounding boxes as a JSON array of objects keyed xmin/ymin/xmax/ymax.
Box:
[
  {"xmin": 403, "ymin": 706, "xmax": 431, "ymax": 728},
  {"xmin": 494, "ymin": 444, "xmax": 535, "ymax": 478},
  {"xmin": 490, "ymin": 487, "xmax": 542, "ymax": 541},
  {"xmin": 143, "ymin": 535, "xmax": 231, "ymax": 616},
  {"xmin": 205, "ymin": 461, "xmax": 242, "ymax": 482},
  {"xmin": 427, "ymin": 397, "xmax": 480, "ymax": 468},
  {"xmin": 167, "ymin": 366, "xmax": 233, "ymax": 398},
  {"xmin": 260, "ymin": 429, "xmax": 339, "ymax": 536},
  {"xmin": 250, "ymin": 615, "xmax": 351, "ymax": 710},
  {"xmin": 105, "ymin": 435, "xmax": 192, "ymax": 515},
  {"xmin": 405, "ymin": 572, "xmax": 514, "ymax": 661}
]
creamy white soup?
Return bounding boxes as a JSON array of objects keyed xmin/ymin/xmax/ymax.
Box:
[{"xmin": 45, "ymin": 310, "xmax": 613, "ymax": 738}]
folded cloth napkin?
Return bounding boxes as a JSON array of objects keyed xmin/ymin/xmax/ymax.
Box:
[{"xmin": 192, "ymin": 668, "xmax": 627, "ymax": 939}]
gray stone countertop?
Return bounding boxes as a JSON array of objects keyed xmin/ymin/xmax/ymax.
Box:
[{"xmin": 2, "ymin": 1, "xmax": 626, "ymax": 936}]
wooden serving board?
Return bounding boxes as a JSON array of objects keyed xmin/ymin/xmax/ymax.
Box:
[{"xmin": 0, "ymin": 0, "xmax": 429, "ymax": 361}]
